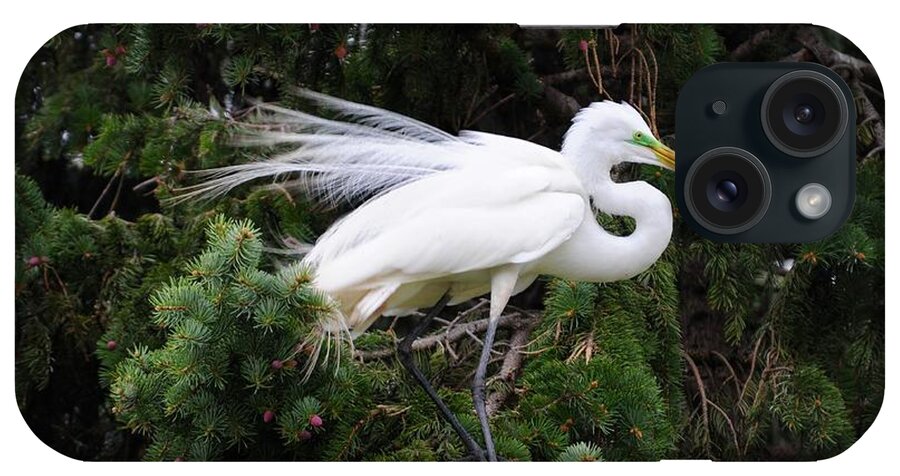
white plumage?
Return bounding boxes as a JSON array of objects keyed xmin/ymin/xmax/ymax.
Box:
[{"xmin": 181, "ymin": 89, "xmax": 676, "ymax": 461}]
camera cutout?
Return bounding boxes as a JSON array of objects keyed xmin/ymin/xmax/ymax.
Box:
[
  {"xmin": 760, "ymin": 70, "xmax": 849, "ymax": 158},
  {"xmin": 675, "ymin": 63, "xmax": 856, "ymax": 242},
  {"xmin": 683, "ymin": 147, "xmax": 771, "ymax": 235}
]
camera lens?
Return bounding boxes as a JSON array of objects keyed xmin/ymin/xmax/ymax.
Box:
[
  {"xmin": 761, "ymin": 70, "xmax": 849, "ymax": 157},
  {"xmin": 716, "ymin": 180, "xmax": 739, "ymax": 202},
  {"xmin": 684, "ymin": 147, "xmax": 771, "ymax": 235},
  {"xmin": 708, "ymin": 175, "xmax": 746, "ymax": 211},
  {"xmin": 794, "ymin": 104, "xmax": 815, "ymax": 124}
]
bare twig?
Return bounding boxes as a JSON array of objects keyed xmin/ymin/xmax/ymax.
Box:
[
  {"xmin": 707, "ymin": 399, "xmax": 742, "ymax": 458},
  {"xmin": 633, "ymin": 44, "xmax": 659, "ymax": 137},
  {"xmin": 132, "ymin": 175, "xmax": 160, "ymax": 194},
  {"xmin": 465, "ymin": 328, "xmax": 486, "ymax": 347},
  {"xmin": 457, "ymin": 299, "xmax": 490, "ymax": 320},
  {"xmin": 863, "ymin": 145, "xmax": 885, "ymax": 161},
  {"xmin": 711, "ymin": 350, "xmax": 742, "ymax": 397},
  {"xmin": 44, "ymin": 265, "xmax": 69, "ymax": 297},
  {"xmin": 646, "ymin": 43, "xmax": 659, "ymax": 137},
  {"xmin": 628, "ymin": 54, "xmax": 636, "ymax": 105},
  {"xmin": 542, "ymin": 68, "xmax": 589, "ymax": 86},
  {"xmin": 635, "ymin": 49, "xmax": 644, "ymax": 111},
  {"xmin": 504, "ymin": 304, "xmax": 541, "ymax": 318},
  {"xmin": 730, "ymin": 29, "xmax": 772, "ymax": 61},
  {"xmin": 526, "ymin": 126, "xmax": 547, "ymax": 142},
  {"xmin": 748, "ymin": 347, "xmax": 779, "ymax": 417},
  {"xmin": 583, "ymin": 39, "xmax": 600, "ymax": 93},
  {"xmin": 355, "ymin": 313, "xmax": 539, "ymax": 361},
  {"xmin": 566, "ymin": 330, "xmax": 596, "ymax": 364},
  {"xmin": 88, "ymin": 163, "xmax": 124, "ymax": 219},
  {"xmin": 861, "ymin": 81, "xmax": 884, "ymax": 100},
  {"xmin": 108, "ymin": 167, "xmax": 127, "ymax": 216},
  {"xmin": 442, "ymin": 299, "xmax": 489, "ymax": 361},
  {"xmin": 462, "ymin": 88, "xmax": 483, "ymax": 129},
  {"xmin": 541, "ymin": 85, "xmax": 581, "ymax": 121},
  {"xmin": 781, "ymin": 48, "xmax": 812, "ymax": 63},
  {"xmin": 851, "ymin": 79, "xmax": 885, "ymax": 160},
  {"xmin": 485, "ymin": 319, "xmax": 538, "ymax": 416},
  {"xmin": 589, "ymin": 40, "xmax": 611, "ymax": 100},
  {"xmin": 606, "ymin": 29, "xmax": 619, "ymax": 77},
  {"xmin": 787, "ymin": 29, "xmax": 885, "ymax": 162},
  {"xmin": 465, "ymin": 93, "xmax": 516, "ymax": 128},
  {"xmin": 684, "ymin": 351, "xmax": 711, "ymax": 457},
  {"xmin": 335, "ymin": 405, "xmax": 410, "ymax": 460},
  {"xmin": 795, "ymin": 28, "xmax": 878, "ymax": 81},
  {"xmin": 485, "ymin": 319, "xmax": 537, "ymax": 415},
  {"xmin": 739, "ymin": 342, "xmax": 783, "ymax": 457},
  {"xmin": 739, "ymin": 333, "xmax": 765, "ymax": 402}
]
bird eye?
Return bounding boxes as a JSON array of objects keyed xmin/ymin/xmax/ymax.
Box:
[{"xmin": 633, "ymin": 131, "xmax": 643, "ymax": 141}]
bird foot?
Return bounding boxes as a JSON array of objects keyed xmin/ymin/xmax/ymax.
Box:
[
  {"xmin": 459, "ymin": 448, "xmax": 506, "ymax": 462},
  {"xmin": 460, "ymin": 448, "xmax": 486, "ymax": 462},
  {"xmin": 460, "ymin": 453, "xmax": 485, "ymax": 462}
]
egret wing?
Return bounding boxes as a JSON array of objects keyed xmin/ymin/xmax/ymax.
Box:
[{"xmin": 312, "ymin": 165, "xmax": 586, "ymax": 292}]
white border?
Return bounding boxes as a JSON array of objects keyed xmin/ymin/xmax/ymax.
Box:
[{"xmin": 2, "ymin": 1, "xmax": 892, "ymax": 475}]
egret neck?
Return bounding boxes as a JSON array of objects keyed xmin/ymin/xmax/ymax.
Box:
[{"xmin": 540, "ymin": 135, "xmax": 674, "ymax": 282}]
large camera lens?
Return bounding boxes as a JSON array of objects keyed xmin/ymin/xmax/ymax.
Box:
[
  {"xmin": 761, "ymin": 70, "xmax": 849, "ymax": 157},
  {"xmin": 684, "ymin": 147, "xmax": 772, "ymax": 235}
]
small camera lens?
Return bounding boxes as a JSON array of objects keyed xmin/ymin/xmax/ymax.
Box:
[
  {"xmin": 793, "ymin": 104, "xmax": 815, "ymax": 124},
  {"xmin": 684, "ymin": 147, "xmax": 771, "ymax": 235},
  {"xmin": 761, "ymin": 70, "xmax": 849, "ymax": 158},
  {"xmin": 715, "ymin": 180, "xmax": 739, "ymax": 203}
]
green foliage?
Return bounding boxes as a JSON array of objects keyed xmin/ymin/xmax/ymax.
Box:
[
  {"xmin": 107, "ymin": 217, "xmax": 330, "ymax": 460},
  {"xmin": 15, "ymin": 173, "xmax": 53, "ymax": 249},
  {"xmin": 772, "ymin": 365, "xmax": 854, "ymax": 452},
  {"xmin": 14, "ymin": 175, "xmax": 182, "ymax": 416},
  {"xmin": 557, "ymin": 441, "xmax": 604, "ymax": 462},
  {"xmin": 644, "ymin": 24, "xmax": 724, "ymax": 109},
  {"xmin": 515, "ymin": 278, "xmax": 680, "ymax": 461}
]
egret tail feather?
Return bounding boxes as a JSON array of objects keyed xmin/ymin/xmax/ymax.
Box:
[
  {"xmin": 299, "ymin": 306, "xmax": 354, "ymax": 382},
  {"xmin": 169, "ymin": 90, "xmax": 482, "ymax": 208}
]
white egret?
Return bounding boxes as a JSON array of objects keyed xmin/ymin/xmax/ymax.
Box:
[{"xmin": 180, "ymin": 89, "xmax": 675, "ymax": 461}]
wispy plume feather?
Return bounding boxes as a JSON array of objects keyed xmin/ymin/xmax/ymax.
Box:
[{"xmin": 173, "ymin": 89, "xmax": 477, "ymax": 208}]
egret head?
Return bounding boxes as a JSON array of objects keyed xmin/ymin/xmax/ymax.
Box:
[{"xmin": 562, "ymin": 101, "xmax": 675, "ymax": 172}]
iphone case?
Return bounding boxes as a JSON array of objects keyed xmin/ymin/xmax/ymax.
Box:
[{"xmin": 14, "ymin": 24, "xmax": 884, "ymax": 461}]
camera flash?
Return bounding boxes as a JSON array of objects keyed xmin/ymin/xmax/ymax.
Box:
[{"xmin": 795, "ymin": 183, "xmax": 832, "ymax": 220}]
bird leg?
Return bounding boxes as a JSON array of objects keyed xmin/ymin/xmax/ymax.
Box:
[
  {"xmin": 397, "ymin": 293, "xmax": 485, "ymax": 461},
  {"xmin": 473, "ymin": 266, "xmax": 520, "ymax": 462},
  {"xmin": 472, "ymin": 316, "xmax": 499, "ymax": 461}
]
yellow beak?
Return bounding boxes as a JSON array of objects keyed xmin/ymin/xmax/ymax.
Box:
[{"xmin": 651, "ymin": 142, "xmax": 675, "ymax": 170}]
